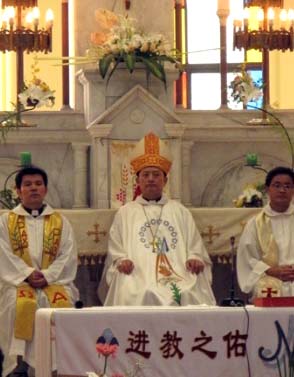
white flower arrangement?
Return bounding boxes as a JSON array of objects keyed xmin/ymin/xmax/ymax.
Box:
[
  {"xmin": 71, "ymin": 8, "xmax": 181, "ymax": 87},
  {"xmin": 233, "ymin": 184, "xmax": 264, "ymax": 208}
]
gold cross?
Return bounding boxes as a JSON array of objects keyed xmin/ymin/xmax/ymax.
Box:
[
  {"xmin": 86, "ymin": 223, "xmax": 107, "ymax": 243},
  {"xmin": 150, "ymin": 237, "xmax": 160, "ymax": 252},
  {"xmin": 201, "ymin": 225, "xmax": 220, "ymax": 244}
]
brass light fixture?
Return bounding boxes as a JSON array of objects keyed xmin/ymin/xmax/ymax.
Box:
[
  {"xmin": 0, "ymin": 0, "xmax": 53, "ymax": 113},
  {"xmin": 0, "ymin": 0, "xmax": 53, "ymax": 53},
  {"xmin": 234, "ymin": 0, "xmax": 294, "ymax": 51},
  {"xmin": 233, "ymin": 0, "xmax": 294, "ymax": 115}
]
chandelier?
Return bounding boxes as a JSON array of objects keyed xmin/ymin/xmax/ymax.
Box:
[
  {"xmin": 233, "ymin": 0, "xmax": 294, "ymax": 51},
  {"xmin": 0, "ymin": 0, "xmax": 53, "ymax": 53}
]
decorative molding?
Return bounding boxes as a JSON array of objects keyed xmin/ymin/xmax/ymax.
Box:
[
  {"xmin": 165, "ymin": 123, "xmax": 185, "ymax": 138},
  {"xmin": 89, "ymin": 84, "xmax": 182, "ymax": 126},
  {"xmin": 87, "ymin": 124, "xmax": 113, "ymax": 139},
  {"xmin": 130, "ymin": 109, "xmax": 145, "ymax": 124}
]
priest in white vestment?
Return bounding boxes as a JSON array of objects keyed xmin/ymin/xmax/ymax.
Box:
[
  {"xmin": 0, "ymin": 166, "xmax": 79, "ymax": 377},
  {"xmin": 237, "ymin": 166, "xmax": 294, "ymax": 298},
  {"xmin": 99, "ymin": 132, "xmax": 216, "ymax": 306}
]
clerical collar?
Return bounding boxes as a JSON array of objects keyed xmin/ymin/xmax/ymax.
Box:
[
  {"xmin": 264, "ymin": 203, "xmax": 294, "ymax": 217},
  {"xmin": 23, "ymin": 204, "xmax": 46, "ymax": 217},
  {"xmin": 137, "ymin": 194, "xmax": 168, "ymax": 206},
  {"xmin": 142, "ymin": 196, "xmax": 162, "ymax": 202}
]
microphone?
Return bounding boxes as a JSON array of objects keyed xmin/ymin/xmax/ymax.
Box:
[
  {"xmin": 75, "ymin": 300, "xmax": 84, "ymax": 309},
  {"xmin": 220, "ymin": 236, "xmax": 244, "ymax": 307}
]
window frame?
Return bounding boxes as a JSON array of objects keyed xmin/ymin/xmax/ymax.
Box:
[{"xmin": 175, "ymin": 1, "xmax": 263, "ymax": 110}]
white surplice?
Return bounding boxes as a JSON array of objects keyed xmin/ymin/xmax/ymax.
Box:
[
  {"xmin": 0, "ymin": 204, "xmax": 79, "ymax": 376},
  {"xmin": 237, "ymin": 203, "xmax": 294, "ymax": 296},
  {"xmin": 99, "ymin": 195, "xmax": 216, "ymax": 306}
]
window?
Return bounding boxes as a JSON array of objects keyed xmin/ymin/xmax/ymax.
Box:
[{"xmin": 175, "ymin": 0, "xmax": 262, "ymax": 110}]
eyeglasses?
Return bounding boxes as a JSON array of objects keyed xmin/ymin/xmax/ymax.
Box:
[{"xmin": 270, "ymin": 183, "xmax": 294, "ymax": 191}]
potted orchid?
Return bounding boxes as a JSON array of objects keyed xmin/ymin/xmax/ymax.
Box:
[
  {"xmin": 229, "ymin": 67, "xmax": 262, "ymax": 106},
  {"xmin": 229, "ymin": 65, "xmax": 294, "ymax": 170},
  {"xmin": 0, "ymin": 61, "xmax": 55, "ymax": 141}
]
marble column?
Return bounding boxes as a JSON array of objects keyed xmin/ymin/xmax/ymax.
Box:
[
  {"xmin": 182, "ymin": 141, "xmax": 194, "ymax": 207},
  {"xmin": 217, "ymin": 1, "xmax": 230, "ymax": 109},
  {"xmin": 165, "ymin": 124, "xmax": 185, "ymax": 202},
  {"xmin": 87, "ymin": 124, "xmax": 113, "ymax": 208},
  {"xmin": 72, "ymin": 143, "xmax": 89, "ymax": 208}
]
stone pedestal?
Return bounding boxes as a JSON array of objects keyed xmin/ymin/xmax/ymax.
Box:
[{"xmin": 77, "ymin": 66, "xmax": 179, "ymax": 124}]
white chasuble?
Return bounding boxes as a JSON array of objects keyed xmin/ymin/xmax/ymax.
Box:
[
  {"xmin": 0, "ymin": 204, "xmax": 79, "ymax": 376},
  {"xmin": 99, "ymin": 195, "xmax": 216, "ymax": 306},
  {"xmin": 237, "ymin": 203, "xmax": 294, "ymax": 297}
]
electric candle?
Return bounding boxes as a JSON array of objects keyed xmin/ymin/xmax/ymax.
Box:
[
  {"xmin": 45, "ymin": 9, "xmax": 54, "ymax": 30},
  {"xmin": 217, "ymin": 0, "xmax": 229, "ymax": 11},
  {"xmin": 20, "ymin": 152, "xmax": 32, "ymax": 167},
  {"xmin": 257, "ymin": 8, "xmax": 264, "ymax": 30},
  {"xmin": 244, "ymin": 8, "xmax": 250, "ymax": 30},
  {"xmin": 280, "ymin": 9, "xmax": 287, "ymax": 29},
  {"xmin": 268, "ymin": 8, "xmax": 274, "ymax": 30},
  {"xmin": 246, "ymin": 153, "xmax": 258, "ymax": 166},
  {"xmin": 289, "ymin": 9, "xmax": 294, "ymax": 28}
]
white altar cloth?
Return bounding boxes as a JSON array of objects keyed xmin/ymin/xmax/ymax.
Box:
[
  {"xmin": 0, "ymin": 207, "xmax": 260, "ymax": 258},
  {"xmin": 35, "ymin": 306, "xmax": 294, "ymax": 377}
]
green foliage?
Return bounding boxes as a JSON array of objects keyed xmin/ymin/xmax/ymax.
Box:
[
  {"xmin": 98, "ymin": 52, "xmax": 179, "ymax": 89},
  {"xmin": 170, "ymin": 282, "xmax": 181, "ymax": 306},
  {"xmin": 249, "ymin": 106, "xmax": 294, "ymax": 170},
  {"xmin": 0, "ymin": 107, "xmax": 23, "ymax": 142}
]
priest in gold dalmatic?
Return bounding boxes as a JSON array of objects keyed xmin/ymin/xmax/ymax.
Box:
[
  {"xmin": 0, "ymin": 166, "xmax": 79, "ymax": 377},
  {"xmin": 99, "ymin": 132, "xmax": 216, "ymax": 306}
]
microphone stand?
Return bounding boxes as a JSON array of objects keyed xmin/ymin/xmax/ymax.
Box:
[{"xmin": 220, "ymin": 236, "xmax": 244, "ymax": 307}]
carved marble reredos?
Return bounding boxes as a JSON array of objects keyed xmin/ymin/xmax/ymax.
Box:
[
  {"xmin": 87, "ymin": 84, "xmax": 182, "ymax": 130},
  {"xmin": 1, "ymin": 107, "xmax": 294, "ymax": 208},
  {"xmin": 200, "ymin": 154, "xmax": 288, "ymax": 207},
  {"xmin": 87, "ymin": 85, "xmax": 184, "ymax": 208}
]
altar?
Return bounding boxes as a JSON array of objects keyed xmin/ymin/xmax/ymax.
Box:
[
  {"xmin": 35, "ymin": 305, "xmax": 294, "ymax": 377},
  {"xmin": 0, "ymin": 207, "xmax": 260, "ymax": 258}
]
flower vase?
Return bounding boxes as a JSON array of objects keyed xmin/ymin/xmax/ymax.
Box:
[
  {"xmin": 104, "ymin": 63, "xmax": 179, "ymax": 110},
  {"xmin": 244, "ymin": 198, "xmax": 263, "ymax": 208}
]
